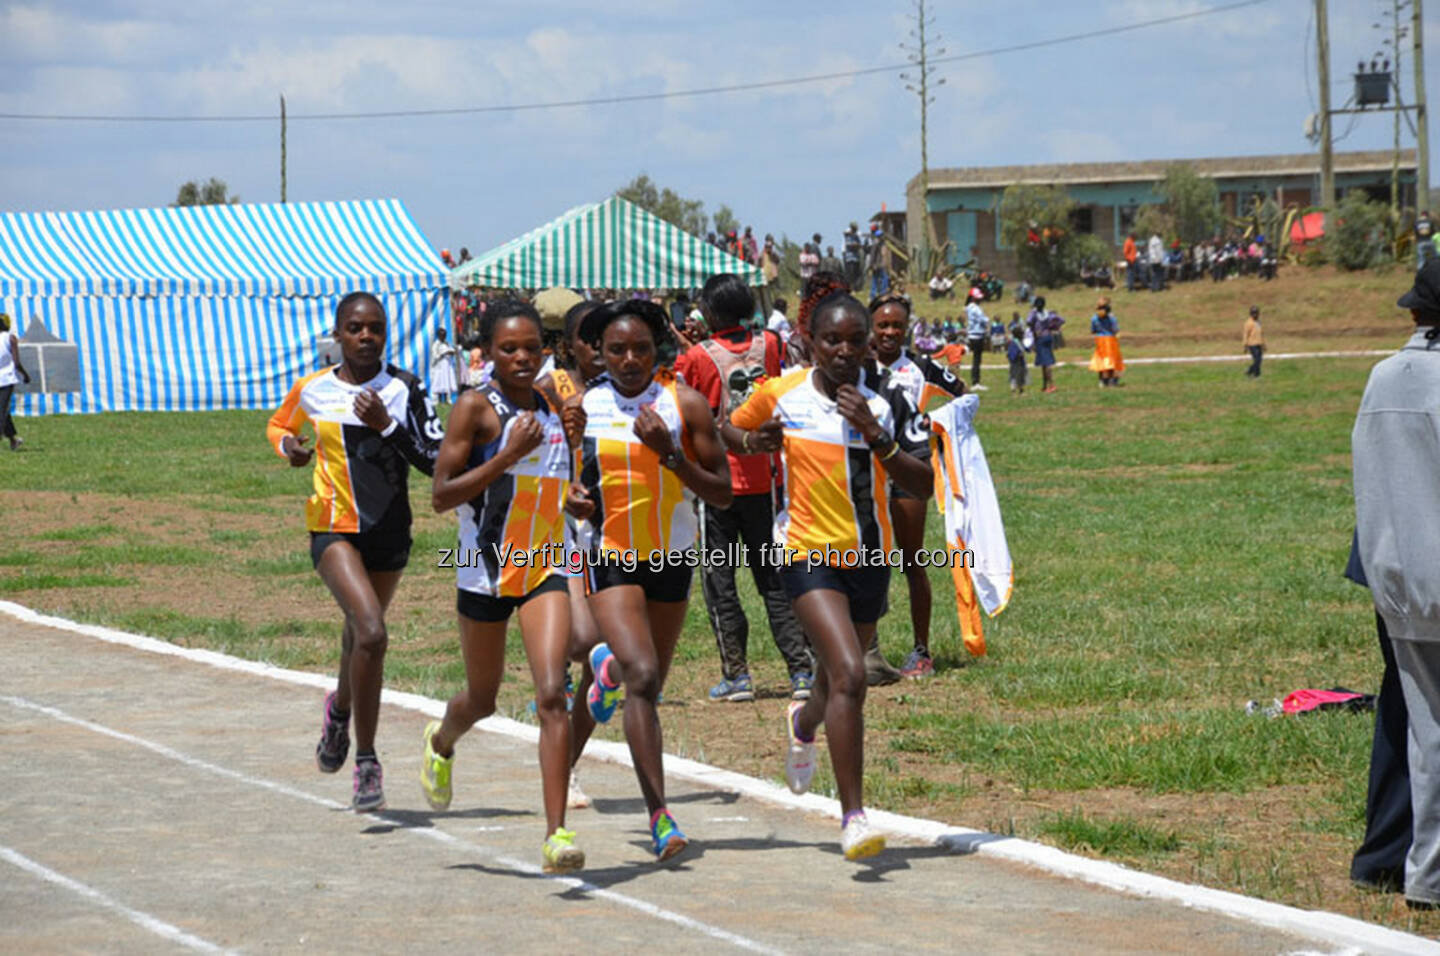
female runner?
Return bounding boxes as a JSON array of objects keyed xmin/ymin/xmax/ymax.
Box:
[
  {"xmin": 537, "ymin": 298, "xmax": 605, "ymax": 810},
  {"xmin": 870, "ymin": 292, "xmax": 966, "ymax": 679},
  {"xmin": 723, "ymin": 293, "xmax": 932, "ymax": 861},
  {"xmin": 572, "ymin": 299, "xmax": 732, "ymax": 862},
  {"xmin": 267, "ymin": 291, "xmax": 440, "ymax": 811},
  {"xmin": 421, "ymin": 299, "xmax": 584, "ymax": 873}
]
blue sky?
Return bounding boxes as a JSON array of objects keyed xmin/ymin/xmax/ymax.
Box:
[{"xmin": 1, "ymin": 0, "xmax": 1435, "ymax": 255}]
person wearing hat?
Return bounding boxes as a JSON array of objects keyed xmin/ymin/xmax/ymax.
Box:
[
  {"xmin": 534, "ymin": 287, "xmax": 583, "ymax": 381},
  {"xmin": 0, "ymin": 313, "xmax": 30, "ymax": 451},
  {"xmin": 1416, "ymin": 211, "xmax": 1435, "ymax": 269},
  {"xmin": 1350, "ymin": 259, "xmax": 1440, "ymax": 908},
  {"xmin": 1242, "ymin": 306, "xmax": 1265, "ymax": 378}
]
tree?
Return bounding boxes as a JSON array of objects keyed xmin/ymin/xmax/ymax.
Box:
[
  {"xmin": 1154, "ymin": 164, "xmax": 1221, "ymax": 243},
  {"xmin": 1329, "ymin": 191, "xmax": 1388, "ymax": 270},
  {"xmin": 1133, "ymin": 205, "xmax": 1173, "ymax": 242},
  {"xmin": 998, "ymin": 184, "xmax": 1079, "ymax": 286},
  {"xmin": 712, "ymin": 204, "xmax": 739, "ymax": 238},
  {"xmin": 617, "ymin": 174, "xmax": 708, "ymax": 236},
  {"xmin": 172, "ymin": 177, "xmax": 239, "ymax": 207}
]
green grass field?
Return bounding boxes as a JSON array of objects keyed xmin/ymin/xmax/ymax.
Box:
[{"xmin": 1, "ymin": 272, "xmax": 1433, "ymax": 932}]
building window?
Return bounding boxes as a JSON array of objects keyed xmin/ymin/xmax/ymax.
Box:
[
  {"xmin": 1116, "ymin": 204, "xmax": 1138, "ymax": 242},
  {"xmin": 1070, "ymin": 207, "xmax": 1095, "ymax": 235}
]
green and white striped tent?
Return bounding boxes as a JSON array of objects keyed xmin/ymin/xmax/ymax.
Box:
[{"xmin": 449, "ymin": 195, "xmax": 764, "ymax": 291}]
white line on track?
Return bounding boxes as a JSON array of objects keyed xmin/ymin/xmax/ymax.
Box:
[
  {"xmin": 2, "ymin": 601, "xmax": 1435, "ymax": 956},
  {"xmin": 0, "ymin": 694, "xmax": 780, "ymax": 955},
  {"xmin": 0, "ymin": 844, "xmax": 232, "ymax": 954},
  {"xmin": 973, "ymin": 348, "xmax": 1393, "ymax": 370}
]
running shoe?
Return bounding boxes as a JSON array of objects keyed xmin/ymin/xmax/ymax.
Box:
[
  {"xmin": 784, "ymin": 701, "xmax": 817, "ymax": 795},
  {"xmin": 352, "ymin": 758, "xmax": 385, "ymax": 812},
  {"xmin": 315, "ymin": 691, "xmax": 350, "ymax": 774},
  {"xmin": 790, "ymin": 672, "xmax": 814, "ymax": 701},
  {"xmin": 864, "ymin": 643, "xmax": 902, "ymax": 687},
  {"xmin": 900, "ymin": 649, "xmax": 934, "ymax": 680},
  {"xmin": 707, "ymin": 674, "xmax": 755, "ymax": 703},
  {"xmin": 841, "ymin": 812, "xmax": 886, "ymax": 861},
  {"xmin": 650, "ymin": 809, "xmax": 689, "ymax": 862},
  {"xmin": 567, "ymin": 769, "xmax": 591, "ymax": 810},
  {"xmin": 419, "ymin": 720, "xmax": 453, "ymax": 811},
  {"xmin": 586, "ymin": 643, "xmax": 622, "ymax": 724},
  {"xmin": 542, "ymin": 827, "xmax": 586, "ymax": 874}
]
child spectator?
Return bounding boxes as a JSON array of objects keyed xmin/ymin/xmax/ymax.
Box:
[{"xmin": 1006, "ymin": 313, "xmax": 1030, "ymax": 395}]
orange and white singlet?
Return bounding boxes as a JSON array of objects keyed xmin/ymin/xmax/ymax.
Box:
[
  {"xmin": 455, "ymin": 385, "xmax": 572, "ymax": 597},
  {"xmin": 883, "ymin": 350, "xmax": 966, "ymax": 414},
  {"xmin": 730, "ymin": 365, "xmax": 929, "ymax": 565},
  {"xmin": 266, "ymin": 365, "xmax": 440, "ymax": 533},
  {"xmin": 578, "ymin": 372, "xmax": 696, "ymax": 560}
]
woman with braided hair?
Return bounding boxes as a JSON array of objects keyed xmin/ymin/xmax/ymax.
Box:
[{"xmin": 787, "ymin": 270, "xmax": 851, "ymax": 369}]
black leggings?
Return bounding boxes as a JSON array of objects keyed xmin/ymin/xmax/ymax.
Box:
[
  {"xmin": 967, "ymin": 337, "xmax": 986, "ymax": 385},
  {"xmin": 0, "ymin": 385, "xmax": 15, "ymax": 440}
]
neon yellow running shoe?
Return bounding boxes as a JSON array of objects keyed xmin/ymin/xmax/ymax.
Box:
[
  {"xmin": 841, "ymin": 812, "xmax": 885, "ymax": 862},
  {"xmin": 542, "ymin": 827, "xmax": 586, "ymax": 874},
  {"xmin": 420, "ymin": 720, "xmax": 453, "ymax": 811}
]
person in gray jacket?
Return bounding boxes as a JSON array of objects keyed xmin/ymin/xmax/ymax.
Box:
[{"xmin": 1352, "ymin": 258, "xmax": 1440, "ymax": 908}]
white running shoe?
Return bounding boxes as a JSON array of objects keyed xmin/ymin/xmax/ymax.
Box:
[
  {"xmin": 970, "ymin": 383, "xmax": 989, "ymax": 391},
  {"xmin": 567, "ymin": 769, "xmax": 591, "ymax": 810},
  {"xmin": 841, "ymin": 812, "xmax": 886, "ymax": 861},
  {"xmin": 784, "ymin": 701, "xmax": 817, "ymax": 795}
]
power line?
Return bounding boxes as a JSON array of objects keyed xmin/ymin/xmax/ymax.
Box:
[{"xmin": 0, "ymin": 0, "xmax": 1270, "ymax": 124}]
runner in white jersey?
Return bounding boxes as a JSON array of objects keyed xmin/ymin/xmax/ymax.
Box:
[
  {"xmin": 569, "ymin": 299, "xmax": 733, "ymax": 862},
  {"xmin": 871, "ymin": 292, "xmax": 966, "ymax": 679}
]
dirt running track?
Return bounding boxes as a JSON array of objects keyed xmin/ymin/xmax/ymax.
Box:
[{"xmin": 0, "ymin": 612, "xmax": 1432, "ymax": 955}]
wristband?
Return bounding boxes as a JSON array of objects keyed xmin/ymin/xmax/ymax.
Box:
[
  {"xmin": 741, "ymin": 430, "xmax": 753, "ymax": 453},
  {"xmin": 879, "ymin": 441, "xmax": 900, "ymax": 461},
  {"xmin": 379, "ymin": 419, "xmax": 399, "ymax": 438}
]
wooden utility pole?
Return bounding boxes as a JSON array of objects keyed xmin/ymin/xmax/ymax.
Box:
[
  {"xmin": 1391, "ymin": 0, "xmax": 1403, "ymax": 222},
  {"xmin": 901, "ymin": 1, "xmax": 945, "ymax": 260},
  {"xmin": 1416, "ymin": 0, "xmax": 1431, "ymax": 209},
  {"xmin": 1317, "ymin": 0, "xmax": 1335, "ymax": 214},
  {"xmin": 280, "ymin": 95, "xmax": 288, "ymax": 204}
]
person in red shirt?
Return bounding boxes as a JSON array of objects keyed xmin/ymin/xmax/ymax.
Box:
[{"xmin": 676, "ymin": 274, "xmax": 813, "ymax": 702}]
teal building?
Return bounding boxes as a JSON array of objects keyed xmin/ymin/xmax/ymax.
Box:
[{"xmin": 905, "ymin": 149, "xmax": 1418, "ymax": 278}]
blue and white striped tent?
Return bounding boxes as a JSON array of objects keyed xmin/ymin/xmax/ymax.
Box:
[{"xmin": 0, "ymin": 199, "xmax": 449, "ymax": 415}]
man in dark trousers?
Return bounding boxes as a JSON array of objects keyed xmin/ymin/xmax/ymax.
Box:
[
  {"xmin": 1351, "ymin": 258, "xmax": 1440, "ymax": 906},
  {"xmin": 1347, "ymin": 530, "xmax": 1410, "ymax": 893},
  {"xmin": 676, "ymin": 274, "xmax": 813, "ymax": 702}
]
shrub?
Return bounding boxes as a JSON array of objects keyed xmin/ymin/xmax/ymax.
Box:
[{"xmin": 1329, "ymin": 192, "xmax": 1388, "ymax": 270}]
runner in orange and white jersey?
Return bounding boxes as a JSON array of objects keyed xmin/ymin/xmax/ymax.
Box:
[
  {"xmin": 423, "ymin": 300, "xmax": 585, "ymax": 874},
  {"xmin": 724, "ymin": 292, "xmax": 932, "ymax": 863},
  {"xmin": 266, "ymin": 291, "xmax": 440, "ymax": 813},
  {"xmin": 537, "ymin": 297, "xmax": 606, "ymax": 810},
  {"xmin": 569, "ymin": 299, "xmax": 732, "ymax": 862},
  {"xmin": 870, "ymin": 291, "xmax": 966, "ymax": 680}
]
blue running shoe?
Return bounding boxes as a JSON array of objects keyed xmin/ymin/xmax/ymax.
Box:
[
  {"xmin": 790, "ymin": 672, "xmax": 814, "ymax": 701},
  {"xmin": 587, "ymin": 643, "xmax": 622, "ymax": 724},
  {"xmin": 707, "ymin": 674, "xmax": 754, "ymax": 703},
  {"xmin": 650, "ymin": 808, "xmax": 689, "ymax": 862}
]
